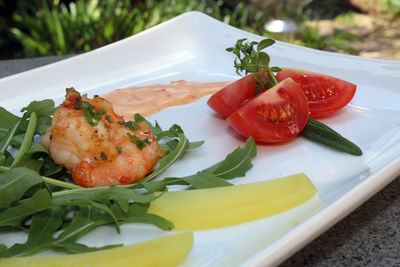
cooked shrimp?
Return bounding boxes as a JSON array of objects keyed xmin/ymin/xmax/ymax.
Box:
[{"xmin": 41, "ymin": 88, "xmax": 164, "ymax": 187}]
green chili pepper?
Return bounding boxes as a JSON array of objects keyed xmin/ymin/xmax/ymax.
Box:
[{"xmin": 300, "ymin": 118, "xmax": 362, "ymax": 156}]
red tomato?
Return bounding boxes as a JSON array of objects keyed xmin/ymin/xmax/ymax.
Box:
[
  {"xmin": 227, "ymin": 78, "xmax": 309, "ymax": 143},
  {"xmin": 207, "ymin": 72, "xmax": 268, "ymax": 117},
  {"xmin": 276, "ymin": 68, "xmax": 356, "ymax": 118}
]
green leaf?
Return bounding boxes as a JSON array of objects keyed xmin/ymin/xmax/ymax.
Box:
[
  {"xmin": 2, "ymin": 151, "xmax": 14, "ymax": 166},
  {"xmin": 0, "ymin": 188, "xmax": 53, "ymax": 228},
  {"xmin": 140, "ymin": 132, "xmax": 189, "ymax": 184},
  {"xmin": 0, "ymin": 120, "xmax": 21, "ymax": 154},
  {"xmin": 257, "ymin": 38, "xmax": 275, "ymax": 51},
  {"xmin": 10, "ymin": 133, "xmax": 24, "ymax": 148},
  {"xmin": 207, "ymin": 137, "xmax": 257, "ymax": 179},
  {"xmin": 178, "ymin": 171, "xmax": 232, "ymax": 189},
  {"xmin": 161, "ymin": 137, "xmax": 257, "ymax": 189},
  {"xmin": 6, "ymin": 207, "xmax": 64, "ymax": 257},
  {"xmin": 271, "ymin": 66, "xmax": 282, "ymax": 72},
  {"xmin": 40, "ymin": 157, "xmax": 63, "ymax": 177},
  {"xmin": 227, "ymin": 38, "xmax": 279, "ymax": 86},
  {"xmin": 133, "ymin": 113, "xmax": 160, "ymax": 135},
  {"xmin": 55, "ymin": 206, "xmax": 115, "ymax": 245},
  {"xmin": 114, "ymin": 203, "xmax": 173, "ymax": 231},
  {"xmin": 0, "ymin": 107, "xmax": 20, "ymax": 130},
  {"xmin": 0, "ymin": 153, "xmax": 5, "ymax": 165},
  {"xmin": 258, "ymin": 52, "xmax": 270, "ymax": 65},
  {"xmin": 11, "ymin": 112, "xmax": 37, "ymax": 168},
  {"xmin": 123, "ymin": 213, "xmax": 174, "ymax": 230},
  {"xmin": 20, "ymin": 100, "xmax": 55, "ymax": 135},
  {"xmin": 0, "ymin": 168, "xmax": 44, "ymax": 209},
  {"xmin": 187, "ymin": 140, "xmax": 204, "ymax": 149},
  {"xmin": 20, "ymin": 99, "xmax": 55, "ymax": 119},
  {"xmin": 140, "ymin": 180, "xmax": 167, "ymax": 193},
  {"xmin": 51, "ymin": 186, "xmax": 159, "ymax": 233},
  {"xmin": 0, "ymin": 244, "xmax": 7, "ymax": 257}
]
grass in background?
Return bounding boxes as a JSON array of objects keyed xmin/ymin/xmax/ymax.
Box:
[{"xmin": 1, "ymin": 0, "xmax": 367, "ymax": 59}]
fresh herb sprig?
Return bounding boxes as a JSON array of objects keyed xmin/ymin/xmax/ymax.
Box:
[
  {"xmin": 227, "ymin": 38, "xmax": 362, "ymax": 156},
  {"xmin": 226, "ymin": 38, "xmax": 281, "ymax": 94}
]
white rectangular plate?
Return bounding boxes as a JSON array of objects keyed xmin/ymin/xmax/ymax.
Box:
[{"xmin": 1, "ymin": 12, "xmax": 400, "ymax": 266}]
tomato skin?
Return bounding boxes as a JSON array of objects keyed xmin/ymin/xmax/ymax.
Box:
[
  {"xmin": 276, "ymin": 68, "xmax": 356, "ymax": 118},
  {"xmin": 207, "ymin": 72, "xmax": 268, "ymax": 117},
  {"xmin": 227, "ymin": 78, "xmax": 309, "ymax": 143}
]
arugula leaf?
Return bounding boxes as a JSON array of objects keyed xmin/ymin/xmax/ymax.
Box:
[
  {"xmin": 0, "ymin": 107, "xmax": 20, "ymax": 131},
  {"xmin": 149, "ymin": 137, "xmax": 257, "ymax": 189},
  {"xmin": 20, "ymin": 99, "xmax": 55, "ymax": 119},
  {"xmin": 112, "ymin": 203, "xmax": 173, "ymax": 230},
  {"xmin": 11, "ymin": 112, "xmax": 37, "ymax": 168},
  {"xmin": 134, "ymin": 113, "xmax": 203, "ymax": 153},
  {"xmin": 140, "ymin": 132, "xmax": 189, "ymax": 184},
  {"xmin": 0, "ymin": 120, "xmax": 21, "ymax": 154},
  {"xmin": 0, "ymin": 168, "xmax": 44, "ymax": 209},
  {"xmin": 5, "ymin": 207, "xmax": 64, "ymax": 257},
  {"xmin": 52, "ymin": 186, "xmax": 158, "ymax": 212},
  {"xmin": 52, "ymin": 204, "xmax": 172, "ymax": 254},
  {"xmin": 0, "ymin": 188, "xmax": 52, "ymax": 228},
  {"xmin": 0, "ymin": 245, "xmax": 7, "ymax": 257},
  {"xmin": 40, "ymin": 157, "xmax": 63, "ymax": 177},
  {"xmin": 18, "ymin": 99, "xmax": 55, "ymax": 135},
  {"xmin": 187, "ymin": 140, "xmax": 204, "ymax": 149},
  {"xmin": 55, "ymin": 206, "xmax": 112, "ymax": 244},
  {"xmin": 0, "ymin": 100, "xmax": 63, "ymax": 177},
  {"xmin": 172, "ymin": 171, "xmax": 232, "ymax": 189},
  {"xmin": 123, "ymin": 213, "xmax": 174, "ymax": 230},
  {"xmin": 206, "ymin": 137, "xmax": 257, "ymax": 179}
]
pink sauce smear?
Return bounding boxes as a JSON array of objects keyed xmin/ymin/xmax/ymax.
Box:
[{"xmin": 102, "ymin": 80, "xmax": 232, "ymax": 119}]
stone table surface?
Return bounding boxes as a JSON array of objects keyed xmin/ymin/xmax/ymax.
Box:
[{"xmin": 0, "ymin": 56, "xmax": 399, "ymax": 266}]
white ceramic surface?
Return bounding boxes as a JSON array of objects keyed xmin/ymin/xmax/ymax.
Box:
[{"xmin": 1, "ymin": 11, "xmax": 400, "ymax": 266}]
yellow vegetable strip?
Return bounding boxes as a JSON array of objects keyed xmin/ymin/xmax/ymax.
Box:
[
  {"xmin": 148, "ymin": 173, "xmax": 317, "ymax": 230},
  {"xmin": 0, "ymin": 231, "xmax": 193, "ymax": 267}
]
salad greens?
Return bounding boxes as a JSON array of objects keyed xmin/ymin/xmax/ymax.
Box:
[
  {"xmin": 226, "ymin": 38, "xmax": 362, "ymax": 156},
  {"xmin": 0, "ymin": 99, "xmax": 257, "ymax": 257}
]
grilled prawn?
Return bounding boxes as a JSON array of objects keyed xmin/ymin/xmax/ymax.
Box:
[{"xmin": 41, "ymin": 88, "xmax": 163, "ymax": 187}]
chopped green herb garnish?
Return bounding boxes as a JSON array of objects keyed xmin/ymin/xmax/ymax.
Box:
[
  {"xmin": 118, "ymin": 120, "xmax": 138, "ymax": 130},
  {"xmin": 132, "ymin": 137, "xmax": 151, "ymax": 150},
  {"xmin": 116, "ymin": 147, "xmax": 123, "ymax": 154},
  {"xmin": 76, "ymin": 101, "xmax": 107, "ymax": 126},
  {"xmin": 75, "ymin": 100, "xmax": 83, "ymax": 109},
  {"xmin": 105, "ymin": 115, "xmax": 112, "ymax": 123},
  {"xmin": 126, "ymin": 132, "xmax": 150, "ymax": 150},
  {"xmin": 66, "ymin": 87, "xmax": 79, "ymax": 94},
  {"xmin": 100, "ymin": 151, "xmax": 107, "ymax": 160},
  {"xmin": 82, "ymin": 102, "xmax": 98, "ymax": 126}
]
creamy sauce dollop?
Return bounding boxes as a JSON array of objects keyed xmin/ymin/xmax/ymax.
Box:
[{"xmin": 102, "ymin": 80, "xmax": 232, "ymax": 119}]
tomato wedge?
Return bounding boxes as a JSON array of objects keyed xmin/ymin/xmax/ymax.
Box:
[
  {"xmin": 227, "ymin": 78, "xmax": 309, "ymax": 143},
  {"xmin": 207, "ymin": 72, "xmax": 268, "ymax": 117},
  {"xmin": 276, "ymin": 68, "xmax": 356, "ymax": 118}
]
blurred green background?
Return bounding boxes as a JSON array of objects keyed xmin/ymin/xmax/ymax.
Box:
[{"xmin": 1, "ymin": 0, "xmax": 399, "ymax": 59}]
